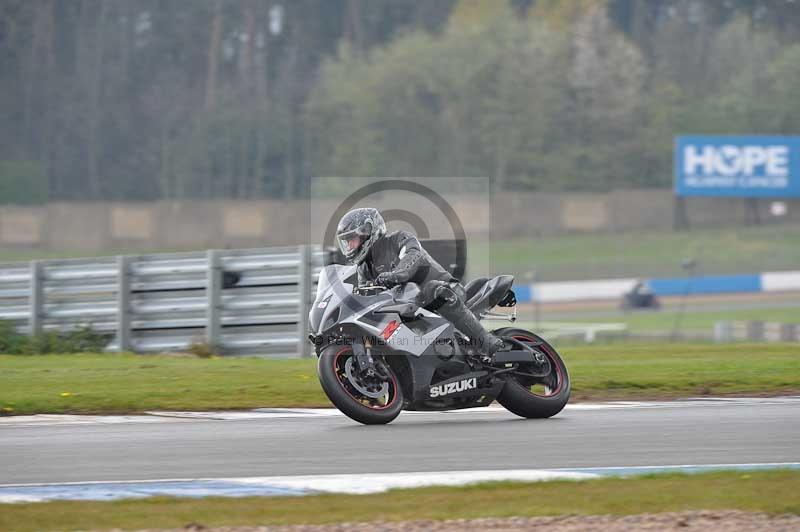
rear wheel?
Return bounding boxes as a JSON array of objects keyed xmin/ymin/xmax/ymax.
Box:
[
  {"xmin": 494, "ymin": 328, "xmax": 570, "ymax": 418},
  {"xmin": 317, "ymin": 344, "xmax": 403, "ymax": 425}
]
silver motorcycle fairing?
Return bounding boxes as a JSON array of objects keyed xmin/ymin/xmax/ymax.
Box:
[
  {"xmin": 309, "ymin": 264, "xmax": 454, "ymax": 357},
  {"xmin": 309, "ymin": 264, "xmax": 356, "ymax": 335}
]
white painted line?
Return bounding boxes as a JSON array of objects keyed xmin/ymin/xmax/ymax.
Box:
[
  {"xmin": 0, "ymin": 494, "xmax": 43, "ymax": 504},
  {"xmin": 583, "ymin": 462, "xmax": 800, "ymax": 471},
  {"xmin": 2, "ymin": 463, "xmax": 798, "ymax": 503},
  {"xmin": 567, "ymin": 396, "xmax": 800, "ymax": 410},
  {"xmin": 2, "ymin": 396, "xmax": 798, "ymax": 426},
  {"xmin": 0, "ymin": 414, "xmax": 197, "ymax": 427},
  {"xmin": 762, "ymin": 271, "xmax": 800, "ymax": 292},
  {"xmin": 4, "ymin": 462, "xmax": 798, "ymax": 490},
  {"xmin": 136, "ymin": 396, "xmax": 800, "ymax": 419},
  {"xmin": 0, "ymin": 471, "xmax": 597, "ymax": 503},
  {"xmin": 228, "ymin": 469, "xmax": 600, "ymax": 495},
  {"xmin": 145, "ymin": 396, "xmax": 800, "ymax": 419}
]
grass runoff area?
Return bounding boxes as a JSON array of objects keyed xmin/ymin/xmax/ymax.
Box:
[
  {"xmin": 471, "ymin": 224, "xmax": 800, "ymax": 280},
  {"xmin": 1, "ymin": 344, "xmax": 798, "ymax": 415},
  {"xmin": 1, "ymin": 470, "xmax": 798, "ymax": 532},
  {"xmin": 520, "ymin": 307, "xmax": 800, "ymax": 335},
  {"xmin": 3, "ymin": 224, "xmax": 799, "ymax": 282},
  {"xmin": 604, "ymin": 307, "xmax": 800, "ymax": 333}
]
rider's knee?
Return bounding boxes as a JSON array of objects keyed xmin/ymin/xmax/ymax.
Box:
[{"xmin": 433, "ymin": 284, "xmax": 460, "ymax": 307}]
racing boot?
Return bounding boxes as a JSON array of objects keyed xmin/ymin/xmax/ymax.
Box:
[
  {"xmin": 431, "ymin": 281, "xmax": 504, "ymax": 361},
  {"xmin": 449, "ymin": 306, "xmax": 504, "ymax": 361}
]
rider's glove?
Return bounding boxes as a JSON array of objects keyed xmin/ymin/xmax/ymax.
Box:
[{"xmin": 376, "ymin": 271, "xmax": 400, "ymax": 287}]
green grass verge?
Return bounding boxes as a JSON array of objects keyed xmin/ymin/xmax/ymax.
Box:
[
  {"xmin": 0, "ymin": 354, "xmax": 321, "ymax": 415},
  {"xmin": 3, "ymin": 224, "xmax": 799, "ymax": 281},
  {"xmin": 519, "ymin": 306, "xmax": 800, "ymax": 334},
  {"xmin": 592, "ymin": 307, "xmax": 800, "ymax": 333},
  {"xmin": 1, "ymin": 470, "xmax": 798, "ymax": 532},
  {"xmin": 470, "ymin": 224, "xmax": 800, "ymax": 280},
  {"xmin": 564, "ymin": 343, "xmax": 799, "ymax": 400},
  {"xmin": 0, "ymin": 247, "xmax": 188, "ymax": 263},
  {"xmin": 1, "ymin": 344, "xmax": 798, "ymax": 415}
]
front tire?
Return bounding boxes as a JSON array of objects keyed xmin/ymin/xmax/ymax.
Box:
[
  {"xmin": 494, "ymin": 328, "xmax": 570, "ymax": 418},
  {"xmin": 317, "ymin": 344, "xmax": 403, "ymax": 425}
]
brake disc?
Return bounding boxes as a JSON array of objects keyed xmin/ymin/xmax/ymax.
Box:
[{"xmin": 344, "ymin": 357, "xmax": 389, "ymax": 399}]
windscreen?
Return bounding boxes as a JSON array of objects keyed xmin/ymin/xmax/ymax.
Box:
[{"xmin": 315, "ymin": 264, "xmax": 357, "ymax": 300}]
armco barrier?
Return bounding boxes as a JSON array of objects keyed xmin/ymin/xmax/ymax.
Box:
[
  {"xmin": 4, "ymin": 248, "xmax": 799, "ymax": 353},
  {"xmin": 0, "ymin": 247, "xmax": 323, "ymax": 357},
  {"xmin": 714, "ymin": 321, "xmax": 800, "ymax": 343}
]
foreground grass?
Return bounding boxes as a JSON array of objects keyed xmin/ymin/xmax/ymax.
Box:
[
  {"xmin": 1, "ymin": 344, "xmax": 798, "ymax": 415},
  {"xmin": 1, "ymin": 470, "xmax": 798, "ymax": 532}
]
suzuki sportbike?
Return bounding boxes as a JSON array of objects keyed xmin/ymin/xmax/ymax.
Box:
[{"xmin": 308, "ymin": 264, "xmax": 570, "ymax": 425}]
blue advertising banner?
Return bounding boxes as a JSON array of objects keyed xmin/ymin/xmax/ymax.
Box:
[{"xmin": 674, "ymin": 136, "xmax": 800, "ymax": 197}]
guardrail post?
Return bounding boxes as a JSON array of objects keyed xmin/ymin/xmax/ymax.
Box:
[
  {"xmin": 746, "ymin": 321, "xmax": 764, "ymax": 342},
  {"xmin": 297, "ymin": 245, "xmax": 312, "ymax": 358},
  {"xmin": 206, "ymin": 249, "xmax": 222, "ymax": 352},
  {"xmin": 792, "ymin": 324, "xmax": 800, "ymax": 343},
  {"xmin": 116, "ymin": 255, "xmax": 132, "ymax": 352},
  {"xmin": 713, "ymin": 321, "xmax": 733, "ymax": 343},
  {"xmin": 29, "ymin": 260, "xmax": 43, "ymax": 336}
]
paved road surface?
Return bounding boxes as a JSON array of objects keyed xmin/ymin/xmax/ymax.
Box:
[{"xmin": 1, "ymin": 398, "xmax": 798, "ymax": 485}]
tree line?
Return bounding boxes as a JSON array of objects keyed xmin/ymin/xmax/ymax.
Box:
[{"xmin": 1, "ymin": 0, "xmax": 798, "ymax": 203}]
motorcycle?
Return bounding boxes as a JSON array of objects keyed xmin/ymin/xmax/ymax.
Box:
[{"xmin": 308, "ymin": 264, "xmax": 570, "ymax": 425}]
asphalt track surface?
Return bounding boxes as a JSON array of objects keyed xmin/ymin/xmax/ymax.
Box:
[{"xmin": 1, "ymin": 398, "xmax": 798, "ymax": 486}]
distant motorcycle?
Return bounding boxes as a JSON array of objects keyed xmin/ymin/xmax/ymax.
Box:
[
  {"xmin": 308, "ymin": 264, "xmax": 570, "ymax": 424},
  {"xmin": 620, "ymin": 281, "xmax": 661, "ymax": 311}
]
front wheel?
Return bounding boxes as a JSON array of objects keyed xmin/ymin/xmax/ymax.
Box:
[
  {"xmin": 317, "ymin": 344, "xmax": 403, "ymax": 425},
  {"xmin": 494, "ymin": 328, "xmax": 570, "ymax": 418}
]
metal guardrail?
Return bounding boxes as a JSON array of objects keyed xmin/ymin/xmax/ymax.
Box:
[
  {"xmin": 0, "ymin": 246, "xmax": 323, "ymax": 357},
  {"xmin": 714, "ymin": 320, "xmax": 800, "ymax": 343},
  {"xmin": 534, "ymin": 322, "xmax": 629, "ymax": 343}
]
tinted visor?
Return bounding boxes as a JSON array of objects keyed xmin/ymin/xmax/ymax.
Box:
[{"xmin": 337, "ymin": 229, "xmax": 366, "ymax": 258}]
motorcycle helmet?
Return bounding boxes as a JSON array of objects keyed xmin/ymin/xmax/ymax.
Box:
[{"xmin": 336, "ymin": 208, "xmax": 386, "ymax": 264}]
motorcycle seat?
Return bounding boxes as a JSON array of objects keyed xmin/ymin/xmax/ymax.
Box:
[
  {"xmin": 465, "ymin": 275, "xmax": 514, "ymax": 314},
  {"xmin": 464, "ymin": 277, "xmax": 489, "ymax": 302}
]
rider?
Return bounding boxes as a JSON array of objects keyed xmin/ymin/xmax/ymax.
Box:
[{"xmin": 336, "ymin": 207, "xmax": 504, "ymax": 358}]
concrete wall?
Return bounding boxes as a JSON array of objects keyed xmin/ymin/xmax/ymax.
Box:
[{"xmin": 1, "ymin": 189, "xmax": 798, "ymax": 252}]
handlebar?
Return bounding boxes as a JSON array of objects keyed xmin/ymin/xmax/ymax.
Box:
[{"xmin": 355, "ymin": 284, "xmax": 387, "ymax": 293}]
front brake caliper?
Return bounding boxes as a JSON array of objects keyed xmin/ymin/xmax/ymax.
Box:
[{"xmin": 344, "ymin": 357, "xmax": 388, "ymax": 399}]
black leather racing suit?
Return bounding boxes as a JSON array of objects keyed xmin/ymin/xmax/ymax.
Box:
[{"xmin": 358, "ymin": 230, "xmax": 501, "ymax": 353}]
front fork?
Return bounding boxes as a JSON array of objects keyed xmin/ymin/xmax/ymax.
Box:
[
  {"xmin": 352, "ymin": 337, "xmax": 386, "ymax": 379},
  {"xmin": 353, "ymin": 338, "xmax": 377, "ymax": 377}
]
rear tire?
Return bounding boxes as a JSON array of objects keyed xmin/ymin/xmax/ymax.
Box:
[
  {"xmin": 317, "ymin": 344, "xmax": 403, "ymax": 425},
  {"xmin": 494, "ymin": 328, "xmax": 570, "ymax": 418}
]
